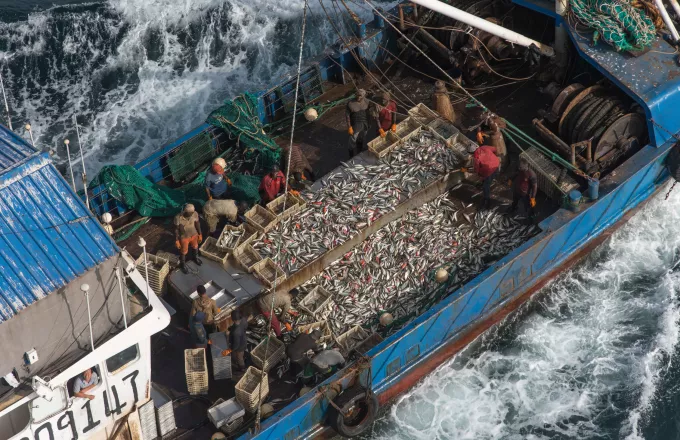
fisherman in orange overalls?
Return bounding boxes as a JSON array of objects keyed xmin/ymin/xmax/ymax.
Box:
[{"xmin": 174, "ymin": 203, "xmax": 203, "ymax": 273}]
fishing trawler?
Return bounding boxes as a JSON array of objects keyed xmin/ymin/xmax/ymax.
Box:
[{"xmin": 2, "ymin": 0, "xmax": 680, "ymax": 438}]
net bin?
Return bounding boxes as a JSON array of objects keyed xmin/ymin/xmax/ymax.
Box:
[
  {"xmin": 184, "ymin": 348, "xmax": 209, "ymax": 395},
  {"xmin": 209, "ymin": 332, "xmax": 232, "ymax": 380},
  {"xmin": 251, "ymin": 336, "xmax": 286, "ymax": 372},
  {"xmin": 235, "ymin": 367, "xmax": 269, "ymax": 413}
]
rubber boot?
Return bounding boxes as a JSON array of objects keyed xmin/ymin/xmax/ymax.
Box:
[
  {"xmin": 180, "ymin": 254, "xmax": 188, "ymax": 274},
  {"xmin": 191, "ymin": 247, "xmax": 203, "ymax": 266}
]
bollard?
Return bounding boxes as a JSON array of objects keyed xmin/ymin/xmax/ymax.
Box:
[{"xmin": 588, "ymin": 179, "xmax": 599, "ymax": 200}]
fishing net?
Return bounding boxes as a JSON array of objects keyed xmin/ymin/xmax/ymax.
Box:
[
  {"xmin": 207, "ymin": 92, "xmax": 281, "ymax": 173},
  {"xmin": 569, "ymin": 0, "xmax": 656, "ymax": 51},
  {"xmin": 91, "ymin": 166, "xmax": 261, "ymax": 217}
]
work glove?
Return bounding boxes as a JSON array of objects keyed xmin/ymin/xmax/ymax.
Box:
[
  {"xmin": 391, "ymin": 124, "xmax": 397, "ymax": 132},
  {"xmin": 175, "ymin": 240, "xmax": 181, "ymax": 250},
  {"xmin": 197, "ymin": 234, "xmax": 203, "ymax": 244},
  {"xmin": 222, "ymin": 349, "xmax": 232, "ymax": 356},
  {"xmin": 530, "ymin": 198, "xmax": 536, "ymax": 208},
  {"xmin": 348, "ymin": 126, "xmax": 354, "ymax": 136},
  {"xmin": 208, "ymin": 339, "xmax": 212, "ymax": 345},
  {"xmin": 476, "ymin": 131, "xmax": 485, "ymax": 145},
  {"xmin": 379, "ymin": 128, "xmax": 386, "ymax": 138},
  {"xmin": 227, "ymin": 177, "xmax": 232, "ymax": 186},
  {"xmin": 508, "ymin": 179, "xmax": 513, "ymax": 186},
  {"xmin": 208, "ymin": 195, "xmax": 212, "ymax": 200},
  {"xmin": 289, "ymin": 190, "xmax": 300, "ymax": 196},
  {"xmin": 284, "ymin": 322, "xmax": 293, "ymax": 332},
  {"xmin": 460, "ymin": 167, "xmax": 468, "ymax": 173}
]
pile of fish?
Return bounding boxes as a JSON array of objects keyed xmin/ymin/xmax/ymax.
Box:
[
  {"xmin": 217, "ymin": 227, "xmax": 243, "ymax": 249},
  {"xmin": 298, "ymin": 194, "xmax": 540, "ymax": 336},
  {"xmin": 251, "ymin": 132, "xmax": 460, "ymax": 274}
]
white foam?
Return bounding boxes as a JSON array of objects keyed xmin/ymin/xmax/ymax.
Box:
[{"xmin": 372, "ymin": 184, "xmax": 680, "ymax": 439}]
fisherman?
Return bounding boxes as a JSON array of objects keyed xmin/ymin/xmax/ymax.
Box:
[
  {"xmin": 346, "ymin": 89, "xmax": 370, "ymax": 158},
  {"xmin": 286, "ymin": 329, "xmax": 321, "ymax": 375},
  {"xmin": 478, "ymin": 115, "xmax": 508, "ymax": 170},
  {"xmin": 257, "ymin": 288, "xmax": 300, "ymax": 337},
  {"xmin": 190, "ymin": 311, "xmax": 209, "ymax": 348},
  {"xmin": 375, "ymin": 91, "xmax": 397, "ymax": 138},
  {"xmin": 281, "ymin": 143, "xmax": 315, "ymax": 186},
  {"xmin": 205, "ymin": 157, "xmax": 231, "ymax": 200},
  {"xmin": 464, "ymin": 143, "xmax": 500, "ymax": 209},
  {"xmin": 190, "ymin": 285, "xmax": 220, "ymax": 330},
  {"xmin": 174, "ymin": 203, "xmax": 203, "ymax": 273},
  {"xmin": 431, "ymin": 80, "xmax": 456, "ymax": 124},
  {"xmin": 228, "ymin": 309, "xmax": 248, "ymax": 372},
  {"xmin": 509, "ymin": 160, "xmax": 538, "ymax": 219},
  {"xmin": 237, "ymin": 201, "xmax": 249, "ymax": 224},
  {"xmin": 73, "ymin": 368, "xmax": 98, "ymax": 400},
  {"xmin": 202, "ymin": 198, "xmax": 247, "ymax": 235},
  {"xmin": 311, "ymin": 348, "xmax": 345, "ymax": 376},
  {"xmin": 259, "ymin": 164, "xmax": 286, "ymax": 204}
]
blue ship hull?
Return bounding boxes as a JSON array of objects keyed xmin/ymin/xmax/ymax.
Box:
[{"xmin": 84, "ymin": 1, "xmax": 680, "ymax": 438}]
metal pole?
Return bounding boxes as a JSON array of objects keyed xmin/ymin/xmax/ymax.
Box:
[
  {"xmin": 81, "ymin": 284, "xmax": 96, "ymax": 352},
  {"xmin": 25, "ymin": 124, "xmax": 35, "ymax": 147},
  {"xmin": 0, "ymin": 70, "xmax": 12, "ymax": 130},
  {"xmin": 655, "ymin": 0, "xmax": 680, "ymax": 41},
  {"xmin": 73, "ymin": 115, "xmax": 90, "ymax": 210},
  {"xmin": 64, "ymin": 139, "xmax": 76, "ymax": 191},
  {"xmin": 115, "ymin": 266, "xmax": 128, "ymax": 329},
  {"xmin": 409, "ymin": 0, "xmax": 555, "ymax": 56},
  {"xmin": 138, "ymin": 237, "xmax": 151, "ymax": 299}
]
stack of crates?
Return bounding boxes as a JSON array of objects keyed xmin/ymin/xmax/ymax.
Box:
[
  {"xmin": 138, "ymin": 400, "xmax": 158, "ymax": 440},
  {"xmin": 251, "ymin": 336, "xmax": 286, "ymax": 372},
  {"xmin": 208, "ymin": 398, "xmax": 246, "ymax": 435},
  {"xmin": 135, "ymin": 254, "xmax": 170, "ymax": 296},
  {"xmin": 151, "ymin": 385, "xmax": 176, "ymax": 437},
  {"xmin": 298, "ymin": 286, "xmax": 333, "ymax": 319},
  {"xmin": 235, "ymin": 367, "xmax": 269, "ymax": 413},
  {"xmin": 209, "ymin": 332, "xmax": 232, "ymax": 380},
  {"xmin": 519, "ymin": 146, "xmax": 579, "ymax": 201},
  {"xmin": 184, "ymin": 348, "xmax": 209, "ymax": 395}
]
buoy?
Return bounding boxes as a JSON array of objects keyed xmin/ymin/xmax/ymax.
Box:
[
  {"xmin": 211, "ymin": 433, "xmax": 226, "ymax": 440},
  {"xmin": 304, "ymin": 108, "xmax": 318, "ymax": 121},
  {"xmin": 379, "ymin": 312, "xmax": 394, "ymax": 326},
  {"xmin": 261, "ymin": 403, "xmax": 275, "ymax": 419},
  {"xmin": 101, "ymin": 212, "xmax": 112, "ymax": 224},
  {"xmin": 299, "ymin": 386, "xmax": 312, "ymax": 397},
  {"xmin": 435, "ymin": 268, "xmax": 449, "ymax": 283}
]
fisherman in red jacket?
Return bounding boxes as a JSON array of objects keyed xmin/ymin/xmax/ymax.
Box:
[
  {"xmin": 464, "ymin": 143, "xmax": 500, "ymax": 209},
  {"xmin": 259, "ymin": 165, "xmax": 286, "ymax": 204},
  {"xmin": 375, "ymin": 91, "xmax": 397, "ymax": 138}
]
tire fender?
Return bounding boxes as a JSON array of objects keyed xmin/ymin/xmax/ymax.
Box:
[{"xmin": 328, "ymin": 386, "xmax": 379, "ymax": 438}]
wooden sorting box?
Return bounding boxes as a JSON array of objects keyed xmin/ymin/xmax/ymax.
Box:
[
  {"xmin": 200, "ymin": 237, "xmax": 229, "ymax": 265},
  {"xmin": 253, "ymin": 258, "xmax": 286, "ymax": 288},
  {"xmin": 216, "ymin": 224, "xmax": 244, "ymax": 253},
  {"xmin": 235, "ymin": 367, "xmax": 269, "ymax": 413},
  {"xmin": 245, "ymin": 205, "xmax": 278, "ymax": 233},
  {"xmin": 298, "ymin": 286, "xmax": 333, "ymax": 318},
  {"xmin": 297, "ymin": 320, "xmax": 334, "ymax": 345},
  {"xmin": 266, "ymin": 193, "xmax": 300, "ymax": 220},
  {"xmin": 241, "ymin": 222, "xmax": 261, "ymax": 247},
  {"xmin": 251, "ymin": 336, "xmax": 286, "ymax": 372},
  {"xmin": 335, "ymin": 325, "xmax": 369, "ymax": 355},
  {"xmin": 408, "ymin": 103, "xmax": 438, "ymax": 125},
  {"xmin": 233, "ymin": 243, "xmax": 262, "ymax": 273},
  {"xmin": 184, "ymin": 348, "xmax": 209, "ymax": 395},
  {"xmin": 135, "ymin": 253, "xmax": 170, "ymax": 296},
  {"xmin": 368, "ymin": 131, "xmax": 400, "ymax": 158}
]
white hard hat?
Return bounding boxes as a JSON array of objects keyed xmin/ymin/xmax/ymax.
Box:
[
  {"xmin": 101, "ymin": 212, "xmax": 112, "ymax": 224},
  {"xmin": 304, "ymin": 108, "xmax": 318, "ymax": 122},
  {"xmin": 435, "ymin": 268, "xmax": 449, "ymax": 283},
  {"xmin": 213, "ymin": 157, "xmax": 227, "ymax": 169},
  {"xmin": 211, "ymin": 433, "xmax": 226, "ymax": 440}
]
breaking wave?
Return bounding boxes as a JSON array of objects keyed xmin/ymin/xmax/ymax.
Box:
[
  {"xmin": 368, "ymin": 184, "xmax": 680, "ymax": 439},
  {"xmin": 0, "ymin": 0, "xmax": 392, "ymax": 177}
]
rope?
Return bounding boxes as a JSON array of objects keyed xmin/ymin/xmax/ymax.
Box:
[{"xmin": 254, "ymin": 0, "xmax": 309, "ymax": 432}]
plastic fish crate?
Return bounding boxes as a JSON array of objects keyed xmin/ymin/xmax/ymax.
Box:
[
  {"xmin": 138, "ymin": 400, "xmax": 158, "ymax": 440},
  {"xmin": 290, "ymin": 192, "xmax": 307, "ymax": 211},
  {"xmin": 208, "ymin": 398, "xmax": 245, "ymax": 434},
  {"xmin": 408, "ymin": 103, "xmax": 438, "ymax": 125},
  {"xmin": 235, "ymin": 367, "xmax": 269, "ymax": 413},
  {"xmin": 297, "ymin": 320, "xmax": 334, "ymax": 345},
  {"xmin": 298, "ymin": 286, "xmax": 333, "ymax": 318},
  {"xmin": 368, "ymin": 131, "xmax": 399, "ymax": 158},
  {"xmin": 184, "ymin": 348, "xmax": 209, "ymax": 395},
  {"xmin": 216, "ymin": 224, "xmax": 244, "ymax": 253},
  {"xmin": 135, "ymin": 253, "xmax": 170, "ymax": 296},
  {"xmin": 427, "ymin": 118, "xmax": 459, "ymax": 141},
  {"xmin": 200, "ymin": 237, "xmax": 229, "ymax": 266},
  {"xmin": 245, "ymin": 205, "xmax": 278, "ymax": 233},
  {"xmin": 394, "ymin": 117, "xmax": 422, "ymax": 138},
  {"xmin": 251, "ymin": 336, "xmax": 286, "ymax": 372},
  {"xmin": 156, "ymin": 251, "xmax": 180, "ymax": 268},
  {"xmin": 353, "ymin": 332, "xmax": 384, "ymax": 355},
  {"xmin": 241, "ymin": 222, "xmax": 261, "ymax": 247},
  {"xmin": 233, "ymin": 244, "xmax": 262, "ymax": 273},
  {"xmin": 252, "ymin": 258, "xmax": 286, "ymax": 289},
  {"xmin": 151, "ymin": 385, "xmax": 176, "ymax": 437},
  {"xmin": 266, "ymin": 193, "xmax": 300, "ymax": 220},
  {"xmin": 520, "ymin": 146, "xmax": 579, "ymax": 201},
  {"xmin": 209, "ymin": 331, "xmax": 232, "ymax": 380},
  {"xmin": 336, "ymin": 325, "xmax": 369, "ymax": 355}
]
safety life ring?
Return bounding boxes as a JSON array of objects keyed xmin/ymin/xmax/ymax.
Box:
[{"xmin": 328, "ymin": 386, "xmax": 379, "ymax": 438}]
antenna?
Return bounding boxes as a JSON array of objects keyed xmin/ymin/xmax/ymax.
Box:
[
  {"xmin": 0, "ymin": 69, "xmax": 12, "ymax": 130},
  {"xmin": 63, "ymin": 139, "xmax": 77, "ymax": 192},
  {"xmin": 115, "ymin": 266, "xmax": 128, "ymax": 329},
  {"xmin": 73, "ymin": 115, "xmax": 90, "ymax": 210},
  {"xmin": 81, "ymin": 284, "xmax": 96, "ymax": 352},
  {"xmin": 25, "ymin": 124, "xmax": 35, "ymax": 147}
]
